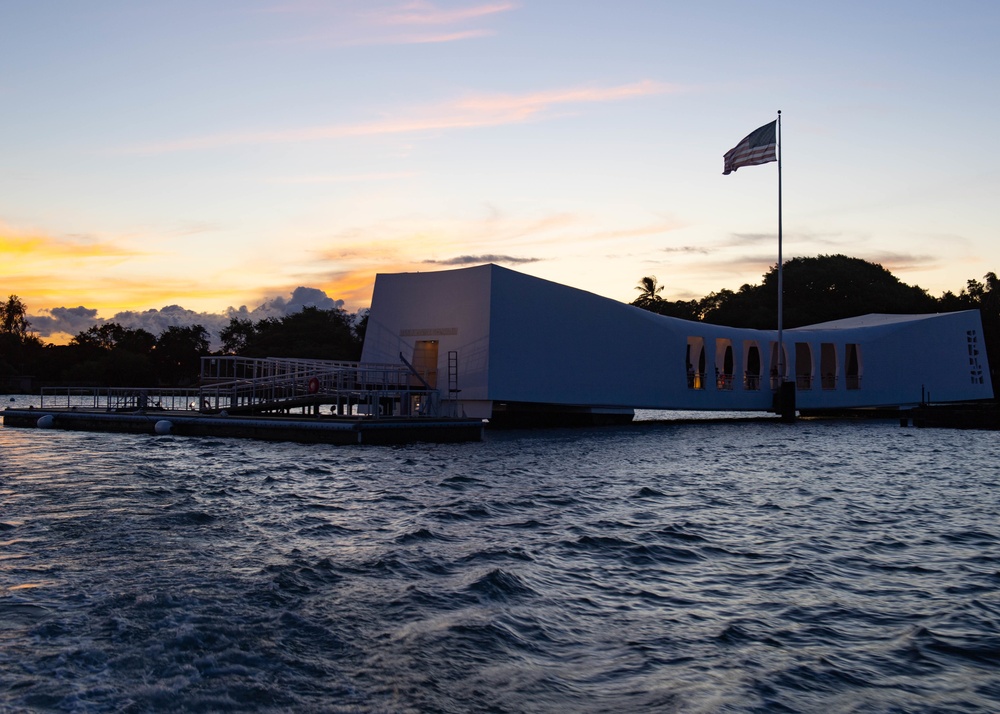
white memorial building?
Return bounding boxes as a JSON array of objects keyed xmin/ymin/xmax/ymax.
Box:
[{"xmin": 360, "ymin": 264, "xmax": 993, "ymax": 422}]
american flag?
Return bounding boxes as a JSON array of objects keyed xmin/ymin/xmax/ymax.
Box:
[{"xmin": 723, "ymin": 120, "xmax": 777, "ymax": 175}]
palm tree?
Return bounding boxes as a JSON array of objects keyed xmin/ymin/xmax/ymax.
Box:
[{"xmin": 633, "ymin": 276, "xmax": 664, "ymax": 308}]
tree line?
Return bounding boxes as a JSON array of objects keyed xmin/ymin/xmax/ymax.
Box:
[{"xmin": 0, "ymin": 299, "xmax": 367, "ymax": 391}]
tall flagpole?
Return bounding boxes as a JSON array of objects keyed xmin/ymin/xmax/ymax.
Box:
[
  {"xmin": 721, "ymin": 112, "xmax": 789, "ymax": 415},
  {"xmin": 776, "ymin": 110, "xmax": 784, "ymax": 384}
]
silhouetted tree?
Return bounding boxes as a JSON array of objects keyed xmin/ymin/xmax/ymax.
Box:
[
  {"xmin": 632, "ymin": 276, "xmax": 664, "ymax": 309},
  {"xmin": 220, "ymin": 318, "xmax": 256, "ymax": 355},
  {"xmin": 220, "ymin": 308, "xmax": 364, "ymax": 360},
  {"xmin": 117, "ymin": 327, "xmax": 157, "ymax": 355},
  {"xmin": 953, "ymin": 272, "xmax": 1000, "ymax": 386},
  {"xmin": 631, "ymin": 276, "xmax": 700, "ymax": 320},
  {"xmin": 0, "ymin": 295, "xmax": 43, "ymax": 380},
  {"xmin": 155, "ymin": 325, "xmax": 210, "ymax": 385},
  {"xmin": 71, "ymin": 323, "xmax": 156, "ymax": 355},
  {"xmin": 65, "ymin": 323, "xmax": 158, "ymax": 386},
  {"xmin": 699, "ymin": 255, "xmax": 937, "ymax": 328},
  {"xmin": 353, "ymin": 308, "xmax": 369, "ymax": 348},
  {"xmin": 249, "ymin": 307, "xmax": 360, "ymax": 360},
  {"xmin": 1, "ymin": 295, "xmax": 32, "ymax": 340}
]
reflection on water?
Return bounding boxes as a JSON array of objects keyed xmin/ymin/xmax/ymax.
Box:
[{"xmin": 1, "ymin": 399, "xmax": 999, "ymax": 712}]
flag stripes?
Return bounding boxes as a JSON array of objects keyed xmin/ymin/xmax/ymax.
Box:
[{"xmin": 723, "ymin": 120, "xmax": 777, "ymax": 175}]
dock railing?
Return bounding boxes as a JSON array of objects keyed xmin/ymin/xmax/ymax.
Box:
[
  {"xmin": 198, "ymin": 356, "xmax": 442, "ymax": 418},
  {"xmin": 36, "ymin": 357, "xmax": 444, "ymax": 419},
  {"xmin": 39, "ymin": 387, "xmax": 202, "ymax": 412}
]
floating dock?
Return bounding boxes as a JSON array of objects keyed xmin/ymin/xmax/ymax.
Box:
[
  {"xmin": 0, "ymin": 409, "xmax": 483, "ymax": 444},
  {"xmin": 1, "ymin": 356, "xmax": 484, "ymax": 445},
  {"xmin": 1, "ymin": 408, "xmax": 483, "ymax": 445},
  {"xmin": 909, "ymin": 402, "xmax": 1000, "ymax": 430}
]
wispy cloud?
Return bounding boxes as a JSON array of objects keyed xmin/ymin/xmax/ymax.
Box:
[
  {"xmin": 864, "ymin": 251, "xmax": 939, "ymax": 275},
  {"xmin": 377, "ymin": 29, "xmax": 492, "ymax": 44},
  {"xmin": 381, "ymin": 1, "xmax": 516, "ymax": 26},
  {"xmin": 263, "ymin": 1, "xmax": 517, "ymax": 47},
  {"xmin": 723, "ymin": 232, "xmax": 775, "ymax": 247},
  {"xmin": 724, "ymin": 229, "xmax": 857, "ymax": 250},
  {"xmin": 584, "ymin": 219, "xmax": 684, "ymax": 242},
  {"xmin": 661, "ymin": 245, "xmax": 711, "ymax": 255},
  {"xmin": 128, "ymin": 80, "xmax": 673, "ymax": 153},
  {"xmin": 267, "ymin": 171, "xmax": 418, "ymax": 184}
]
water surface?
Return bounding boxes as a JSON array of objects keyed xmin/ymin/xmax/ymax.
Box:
[{"xmin": 1, "ymin": 403, "xmax": 998, "ymax": 712}]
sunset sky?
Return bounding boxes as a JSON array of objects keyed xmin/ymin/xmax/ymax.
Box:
[{"xmin": 2, "ymin": 1, "xmax": 998, "ymax": 343}]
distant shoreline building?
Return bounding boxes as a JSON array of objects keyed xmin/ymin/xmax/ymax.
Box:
[{"xmin": 361, "ymin": 264, "xmax": 994, "ymax": 423}]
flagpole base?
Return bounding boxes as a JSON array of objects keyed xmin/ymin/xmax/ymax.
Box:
[{"xmin": 772, "ymin": 382, "xmax": 797, "ymax": 423}]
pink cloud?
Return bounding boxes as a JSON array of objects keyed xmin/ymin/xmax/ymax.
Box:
[
  {"xmin": 380, "ymin": 1, "xmax": 517, "ymax": 26},
  {"xmin": 387, "ymin": 29, "xmax": 494, "ymax": 44},
  {"xmin": 261, "ymin": 1, "xmax": 516, "ymax": 47},
  {"xmin": 130, "ymin": 80, "xmax": 674, "ymax": 153}
]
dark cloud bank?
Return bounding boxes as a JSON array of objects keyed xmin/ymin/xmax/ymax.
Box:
[
  {"xmin": 29, "ymin": 287, "xmax": 351, "ymax": 349},
  {"xmin": 422, "ymin": 255, "xmax": 539, "ymax": 266}
]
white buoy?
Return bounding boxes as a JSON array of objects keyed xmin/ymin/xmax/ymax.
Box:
[
  {"xmin": 154, "ymin": 420, "xmax": 173, "ymax": 435},
  {"xmin": 36, "ymin": 414, "xmax": 55, "ymax": 428}
]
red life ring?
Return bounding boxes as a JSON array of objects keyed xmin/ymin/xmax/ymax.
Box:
[{"xmin": 308, "ymin": 377, "xmax": 320, "ymax": 394}]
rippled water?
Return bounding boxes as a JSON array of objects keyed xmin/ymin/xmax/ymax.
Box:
[{"xmin": 2, "ymin": 399, "xmax": 999, "ymax": 712}]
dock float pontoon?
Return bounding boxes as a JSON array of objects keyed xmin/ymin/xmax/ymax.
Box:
[{"xmin": 1, "ymin": 408, "xmax": 483, "ymax": 445}]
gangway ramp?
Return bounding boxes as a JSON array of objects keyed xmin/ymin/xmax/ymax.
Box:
[{"xmin": 198, "ymin": 356, "xmax": 441, "ymax": 417}]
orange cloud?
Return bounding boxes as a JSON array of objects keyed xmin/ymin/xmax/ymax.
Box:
[
  {"xmin": 234, "ymin": 264, "xmax": 403, "ymax": 312},
  {"xmin": 0, "ymin": 225, "xmax": 145, "ymax": 267},
  {"xmin": 128, "ymin": 80, "xmax": 673, "ymax": 153},
  {"xmin": 4, "ymin": 271, "xmax": 248, "ymax": 315},
  {"xmin": 0, "ymin": 221, "xmax": 175, "ymax": 313},
  {"xmin": 315, "ymin": 268, "xmax": 390, "ymax": 308}
]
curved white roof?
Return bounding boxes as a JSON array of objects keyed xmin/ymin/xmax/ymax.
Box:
[{"xmin": 362, "ymin": 264, "xmax": 993, "ymax": 416}]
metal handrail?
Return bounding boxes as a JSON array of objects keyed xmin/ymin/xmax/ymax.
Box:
[
  {"xmin": 39, "ymin": 387, "xmax": 201, "ymax": 411},
  {"xmin": 197, "ymin": 356, "xmax": 441, "ymax": 417}
]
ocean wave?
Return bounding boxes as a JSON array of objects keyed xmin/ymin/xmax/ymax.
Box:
[{"xmin": 2, "ymin": 418, "xmax": 999, "ymax": 712}]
